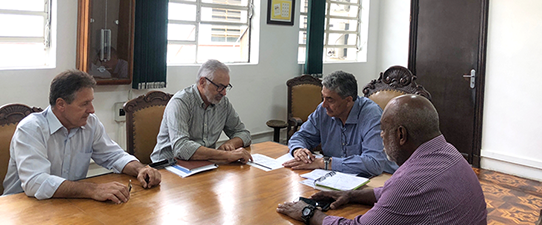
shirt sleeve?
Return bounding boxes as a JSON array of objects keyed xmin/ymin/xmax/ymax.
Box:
[
  {"xmin": 222, "ymin": 99, "xmax": 251, "ymax": 146},
  {"xmin": 330, "ymin": 113, "xmax": 388, "ymax": 177},
  {"xmin": 90, "ymin": 116, "xmax": 138, "ymax": 173},
  {"xmin": 288, "ymin": 109, "xmax": 322, "ymax": 155},
  {"xmin": 165, "ymin": 98, "xmax": 204, "ymax": 160},
  {"xmin": 10, "ymin": 122, "xmax": 65, "ymax": 200}
]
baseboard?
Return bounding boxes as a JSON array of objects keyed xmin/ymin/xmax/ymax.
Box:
[{"xmin": 481, "ymin": 150, "xmax": 542, "ymax": 181}]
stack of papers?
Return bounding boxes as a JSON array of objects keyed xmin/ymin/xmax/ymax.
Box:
[{"xmin": 247, "ymin": 154, "xmax": 284, "ymax": 171}]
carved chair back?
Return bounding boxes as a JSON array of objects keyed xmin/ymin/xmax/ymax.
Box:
[
  {"xmin": 124, "ymin": 91, "xmax": 173, "ymax": 164},
  {"xmin": 287, "ymin": 75, "xmax": 323, "ymax": 141},
  {"xmin": 0, "ymin": 104, "xmax": 43, "ymax": 194},
  {"xmin": 362, "ymin": 66, "xmax": 431, "ymax": 109}
]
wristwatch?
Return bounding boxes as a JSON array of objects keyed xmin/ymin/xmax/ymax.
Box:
[
  {"xmin": 301, "ymin": 204, "xmax": 316, "ymax": 225},
  {"xmin": 323, "ymin": 156, "xmax": 331, "ymax": 170}
]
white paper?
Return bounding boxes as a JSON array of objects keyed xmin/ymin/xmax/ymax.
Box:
[
  {"xmin": 275, "ymin": 153, "xmax": 323, "ymax": 165},
  {"xmin": 247, "ymin": 153, "xmax": 284, "ymax": 171}
]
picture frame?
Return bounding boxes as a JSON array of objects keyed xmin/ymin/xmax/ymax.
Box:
[{"xmin": 267, "ymin": 0, "xmax": 295, "ymax": 26}]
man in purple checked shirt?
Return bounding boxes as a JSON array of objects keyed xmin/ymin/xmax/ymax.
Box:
[{"xmin": 277, "ymin": 94, "xmax": 487, "ymax": 225}]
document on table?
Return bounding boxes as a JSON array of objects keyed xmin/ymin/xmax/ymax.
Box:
[
  {"xmin": 275, "ymin": 152, "xmax": 323, "ymax": 164},
  {"xmin": 247, "ymin": 154, "xmax": 284, "ymax": 171}
]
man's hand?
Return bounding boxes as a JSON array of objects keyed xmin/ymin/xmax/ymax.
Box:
[
  {"xmin": 89, "ymin": 182, "xmax": 130, "ymax": 204},
  {"xmin": 293, "ymin": 148, "xmax": 314, "ymax": 163},
  {"xmin": 137, "ymin": 166, "xmax": 162, "ymax": 188},
  {"xmin": 283, "ymin": 157, "xmax": 323, "ymax": 170},
  {"xmin": 217, "ymin": 141, "xmax": 236, "ymax": 151},
  {"xmin": 311, "ymin": 190, "xmax": 351, "ymax": 210},
  {"xmin": 226, "ymin": 147, "xmax": 253, "ymax": 163},
  {"xmin": 276, "ymin": 200, "xmax": 309, "ymax": 221}
]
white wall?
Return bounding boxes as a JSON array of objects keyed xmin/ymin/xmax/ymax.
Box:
[
  {"xmin": 0, "ymin": 0, "xmax": 383, "ymax": 148},
  {"xmin": 376, "ymin": 0, "xmax": 410, "ymax": 71},
  {"xmin": 480, "ymin": 0, "xmax": 542, "ymax": 181}
]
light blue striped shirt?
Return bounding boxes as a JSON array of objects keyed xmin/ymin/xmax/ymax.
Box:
[
  {"xmin": 151, "ymin": 84, "xmax": 251, "ymax": 162},
  {"xmin": 3, "ymin": 107, "xmax": 138, "ymax": 199}
]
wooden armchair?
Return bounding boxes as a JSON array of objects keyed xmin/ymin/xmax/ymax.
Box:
[
  {"xmin": 0, "ymin": 104, "xmax": 43, "ymax": 194},
  {"xmin": 362, "ymin": 65, "xmax": 431, "ymax": 109},
  {"xmin": 124, "ymin": 91, "xmax": 173, "ymax": 164},
  {"xmin": 267, "ymin": 75, "xmax": 323, "ymax": 143},
  {"xmin": 286, "ymin": 75, "xmax": 323, "ymax": 141}
]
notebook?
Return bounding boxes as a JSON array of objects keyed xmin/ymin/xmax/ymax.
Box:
[
  {"xmin": 166, "ymin": 159, "xmax": 218, "ymax": 178},
  {"xmin": 301, "ymin": 169, "xmax": 370, "ymax": 191}
]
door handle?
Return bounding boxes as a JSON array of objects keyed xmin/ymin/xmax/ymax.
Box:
[{"xmin": 462, "ymin": 69, "xmax": 475, "ymax": 89}]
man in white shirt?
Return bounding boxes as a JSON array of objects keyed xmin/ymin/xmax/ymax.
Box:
[{"xmin": 3, "ymin": 70, "xmax": 161, "ymax": 203}]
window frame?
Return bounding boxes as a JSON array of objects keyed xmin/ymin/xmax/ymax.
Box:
[
  {"xmin": 0, "ymin": 0, "xmax": 52, "ymax": 69},
  {"xmin": 299, "ymin": 0, "xmax": 364, "ymax": 63},
  {"xmin": 167, "ymin": 0, "xmax": 254, "ymax": 64}
]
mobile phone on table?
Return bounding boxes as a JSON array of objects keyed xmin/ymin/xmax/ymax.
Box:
[
  {"xmin": 299, "ymin": 197, "xmax": 331, "ymax": 212},
  {"xmin": 149, "ymin": 158, "xmax": 177, "ymax": 169}
]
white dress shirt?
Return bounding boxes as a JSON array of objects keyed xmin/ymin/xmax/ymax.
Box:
[{"xmin": 2, "ymin": 106, "xmax": 137, "ymax": 199}]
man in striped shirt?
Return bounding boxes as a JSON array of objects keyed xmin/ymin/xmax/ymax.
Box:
[
  {"xmin": 151, "ymin": 60, "xmax": 252, "ymax": 164},
  {"xmin": 277, "ymin": 94, "xmax": 487, "ymax": 224}
]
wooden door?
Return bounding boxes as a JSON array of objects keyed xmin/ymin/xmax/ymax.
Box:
[{"xmin": 408, "ymin": 0, "xmax": 489, "ymax": 167}]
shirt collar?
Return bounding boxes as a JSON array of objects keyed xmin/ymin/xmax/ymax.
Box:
[
  {"xmin": 45, "ymin": 106, "xmax": 85, "ymax": 135},
  {"xmin": 344, "ymin": 96, "xmax": 361, "ymax": 124},
  {"xmin": 191, "ymin": 83, "xmax": 215, "ymax": 108},
  {"xmin": 45, "ymin": 106, "xmax": 64, "ymax": 135}
]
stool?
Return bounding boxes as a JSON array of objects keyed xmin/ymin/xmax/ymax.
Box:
[{"xmin": 266, "ymin": 119, "xmax": 288, "ymax": 143}]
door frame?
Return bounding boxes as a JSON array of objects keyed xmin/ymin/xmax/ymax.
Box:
[{"xmin": 407, "ymin": 0, "xmax": 490, "ymax": 168}]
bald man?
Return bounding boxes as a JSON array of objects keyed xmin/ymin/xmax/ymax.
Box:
[{"xmin": 277, "ymin": 94, "xmax": 487, "ymax": 225}]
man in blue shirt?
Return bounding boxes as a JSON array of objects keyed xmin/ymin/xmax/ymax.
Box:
[{"xmin": 283, "ymin": 71, "xmax": 397, "ymax": 177}]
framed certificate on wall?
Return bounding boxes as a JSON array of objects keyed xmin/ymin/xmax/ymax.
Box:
[{"xmin": 267, "ymin": 0, "xmax": 295, "ymax": 26}]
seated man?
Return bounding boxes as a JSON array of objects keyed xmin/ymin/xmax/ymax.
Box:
[
  {"xmin": 3, "ymin": 70, "xmax": 161, "ymax": 203},
  {"xmin": 283, "ymin": 71, "xmax": 397, "ymax": 177},
  {"xmin": 151, "ymin": 59, "xmax": 252, "ymax": 164},
  {"xmin": 277, "ymin": 94, "xmax": 487, "ymax": 224}
]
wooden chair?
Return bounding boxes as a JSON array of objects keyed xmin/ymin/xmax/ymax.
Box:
[
  {"xmin": 124, "ymin": 91, "xmax": 173, "ymax": 164},
  {"xmin": 266, "ymin": 75, "xmax": 323, "ymax": 143},
  {"xmin": 0, "ymin": 104, "xmax": 43, "ymax": 194},
  {"xmin": 362, "ymin": 65, "xmax": 431, "ymax": 109}
]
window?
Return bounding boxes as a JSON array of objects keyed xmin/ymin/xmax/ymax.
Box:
[
  {"xmin": 0, "ymin": 0, "xmax": 52, "ymax": 69},
  {"xmin": 167, "ymin": 0, "xmax": 253, "ymax": 64},
  {"xmin": 298, "ymin": 0, "xmax": 367, "ymax": 62}
]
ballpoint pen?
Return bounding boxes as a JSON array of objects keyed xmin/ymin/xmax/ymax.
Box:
[{"xmin": 128, "ymin": 179, "xmax": 132, "ymax": 192}]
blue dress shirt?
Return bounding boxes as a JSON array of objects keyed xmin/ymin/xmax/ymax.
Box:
[{"xmin": 288, "ymin": 96, "xmax": 398, "ymax": 177}]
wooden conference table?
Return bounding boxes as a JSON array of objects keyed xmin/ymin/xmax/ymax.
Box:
[{"xmin": 0, "ymin": 141, "xmax": 391, "ymax": 224}]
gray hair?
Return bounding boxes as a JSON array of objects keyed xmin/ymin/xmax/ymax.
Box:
[
  {"xmin": 322, "ymin": 71, "xmax": 358, "ymax": 101},
  {"xmin": 196, "ymin": 59, "xmax": 230, "ymax": 81}
]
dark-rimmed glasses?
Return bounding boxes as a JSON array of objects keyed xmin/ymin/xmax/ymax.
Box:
[{"xmin": 205, "ymin": 77, "xmax": 233, "ymax": 92}]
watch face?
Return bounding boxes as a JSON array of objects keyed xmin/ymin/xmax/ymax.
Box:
[{"xmin": 302, "ymin": 207, "xmax": 311, "ymax": 216}]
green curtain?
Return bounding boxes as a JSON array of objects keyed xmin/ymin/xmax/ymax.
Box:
[
  {"xmin": 304, "ymin": 0, "xmax": 325, "ymax": 77},
  {"xmin": 132, "ymin": 0, "xmax": 168, "ymax": 89}
]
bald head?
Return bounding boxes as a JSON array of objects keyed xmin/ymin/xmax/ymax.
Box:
[{"xmin": 382, "ymin": 94, "xmax": 441, "ymax": 146}]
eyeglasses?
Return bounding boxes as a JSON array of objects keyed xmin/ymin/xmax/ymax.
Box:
[{"xmin": 205, "ymin": 77, "xmax": 233, "ymax": 92}]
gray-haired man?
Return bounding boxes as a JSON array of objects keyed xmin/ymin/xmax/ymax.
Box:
[{"xmin": 151, "ymin": 59, "xmax": 252, "ymax": 164}]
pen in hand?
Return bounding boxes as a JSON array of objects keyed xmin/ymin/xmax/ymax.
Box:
[{"xmin": 128, "ymin": 179, "xmax": 132, "ymax": 192}]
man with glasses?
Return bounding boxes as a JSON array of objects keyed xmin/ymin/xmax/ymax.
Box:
[
  {"xmin": 151, "ymin": 59, "xmax": 252, "ymax": 164},
  {"xmin": 283, "ymin": 71, "xmax": 397, "ymax": 177}
]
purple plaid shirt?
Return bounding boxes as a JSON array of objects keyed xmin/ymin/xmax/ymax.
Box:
[{"xmin": 323, "ymin": 135, "xmax": 487, "ymax": 225}]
